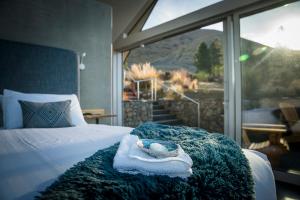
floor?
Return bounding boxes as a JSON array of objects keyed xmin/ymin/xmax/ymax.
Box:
[{"xmin": 276, "ymin": 181, "xmax": 300, "ymax": 200}]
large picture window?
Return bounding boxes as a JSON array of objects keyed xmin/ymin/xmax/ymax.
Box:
[
  {"xmin": 240, "ymin": 1, "xmax": 300, "ymax": 176},
  {"xmin": 123, "ymin": 22, "xmax": 225, "ymax": 133},
  {"xmin": 117, "ymin": 0, "xmax": 300, "ymax": 185}
]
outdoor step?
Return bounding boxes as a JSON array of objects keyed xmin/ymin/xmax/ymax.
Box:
[
  {"xmin": 153, "ymin": 114, "xmax": 177, "ymax": 121},
  {"xmin": 152, "ymin": 101, "xmax": 159, "ymax": 106},
  {"xmin": 152, "ymin": 109, "xmax": 170, "ymax": 115},
  {"xmin": 153, "ymin": 105, "xmax": 164, "ymax": 110},
  {"xmin": 154, "ymin": 119, "xmax": 183, "ymax": 126}
]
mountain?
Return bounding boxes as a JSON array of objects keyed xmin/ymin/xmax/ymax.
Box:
[
  {"xmin": 126, "ymin": 29, "xmax": 223, "ymax": 73},
  {"xmin": 126, "ymin": 28, "xmax": 300, "ymax": 100}
]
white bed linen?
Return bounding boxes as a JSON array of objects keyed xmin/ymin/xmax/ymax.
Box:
[
  {"xmin": 0, "ymin": 126, "xmax": 276, "ymax": 200},
  {"xmin": 243, "ymin": 149, "xmax": 276, "ymax": 200},
  {"xmin": 0, "ymin": 125, "xmax": 132, "ymax": 200}
]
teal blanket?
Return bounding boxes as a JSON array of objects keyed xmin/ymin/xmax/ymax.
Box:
[{"xmin": 37, "ymin": 123, "xmax": 254, "ymax": 200}]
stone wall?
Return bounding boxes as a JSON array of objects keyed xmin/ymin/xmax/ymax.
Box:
[
  {"xmin": 123, "ymin": 89, "xmax": 224, "ymax": 133},
  {"xmin": 188, "ymin": 90, "xmax": 224, "ymax": 133},
  {"xmin": 158, "ymin": 100, "xmax": 198, "ymax": 127},
  {"xmin": 158, "ymin": 89, "xmax": 224, "ymax": 133},
  {"xmin": 123, "ymin": 100, "xmax": 152, "ymax": 127},
  {"xmin": 158, "ymin": 100, "xmax": 224, "ymax": 133}
]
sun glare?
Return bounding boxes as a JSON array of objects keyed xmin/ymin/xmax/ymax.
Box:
[
  {"xmin": 241, "ymin": 2, "xmax": 300, "ymax": 51},
  {"xmin": 242, "ymin": 16, "xmax": 300, "ymax": 50},
  {"xmin": 275, "ymin": 17, "xmax": 300, "ymax": 50}
]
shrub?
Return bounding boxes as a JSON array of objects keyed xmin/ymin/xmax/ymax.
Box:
[
  {"xmin": 170, "ymin": 69, "xmax": 199, "ymax": 91},
  {"xmin": 126, "ymin": 63, "xmax": 160, "ymax": 80},
  {"xmin": 195, "ymin": 71, "xmax": 209, "ymax": 82}
]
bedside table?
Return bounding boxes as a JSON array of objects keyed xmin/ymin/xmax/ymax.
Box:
[
  {"xmin": 83, "ymin": 109, "xmax": 116, "ymax": 124},
  {"xmin": 84, "ymin": 114, "xmax": 117, "ymax": 124}
]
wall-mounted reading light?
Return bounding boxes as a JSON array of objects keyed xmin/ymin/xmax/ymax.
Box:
[{"xmin": 79, "ymin": 52, "xmax": 86, "ymax": 70}]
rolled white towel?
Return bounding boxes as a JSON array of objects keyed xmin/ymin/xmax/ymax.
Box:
[{"xmin": 113, "ymin": 135, "xmax": 193, "ymax": 178}]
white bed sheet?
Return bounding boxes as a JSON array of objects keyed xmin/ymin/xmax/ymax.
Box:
[
  {"xmin": 0, "ymin": 125, "xmax": 276, "ymax": 200},
  {"xmin": 0, "ymin": 125, "xmax": 132, "ymax": 200},
  {"xmin": 243, "ymin": 149, "xmax": 276, "ymax": 200}
]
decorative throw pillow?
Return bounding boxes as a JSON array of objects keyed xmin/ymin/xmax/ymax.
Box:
[{"xmin": 19, "ymin": 100, "xmax": 72, "ymax": 128}]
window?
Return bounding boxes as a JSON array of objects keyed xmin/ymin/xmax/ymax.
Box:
[
  {"xmin": 118, "ymin": 0, "xmax": 300, "ymax": 185},
  {"xmin": 123, "ymin": 22, "xmax": 225, "ymax": 133},
  {"xmin": 240, "ymin": 1, "xmax": 300, "ymax": 174},
  {"xmin": 143, "ymin": 0, "xmax": 223, "ymax": 30}
]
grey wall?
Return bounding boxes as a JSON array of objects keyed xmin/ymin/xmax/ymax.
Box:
[
  {"xmin": 0, "ymin": 0, "xmax": 112, "ymax": 118},
  {"xmin": 99, "ymin": 0, "xmax": 152, "ymax": 42}
]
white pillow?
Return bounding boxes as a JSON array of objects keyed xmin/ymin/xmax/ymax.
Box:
[{"xmin": 3, "ymin": 89, "xmax": 87, "ymax": 129}]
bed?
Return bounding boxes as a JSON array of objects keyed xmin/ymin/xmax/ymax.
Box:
[
  {"xmin": 0, "ymin": 125, "xmax": 276, "ymax": 200},
  {"xmin": 0, "ymin": 39, "xmax": 276, "ymax": 200},
  {"xmin": 0, "ymin": 125, "xmax": 132, "ymax": 199}
]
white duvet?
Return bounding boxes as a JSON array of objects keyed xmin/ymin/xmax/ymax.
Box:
[{"xmin": 0, "ymin": 125, "xmax": 276, "ymax": 200}]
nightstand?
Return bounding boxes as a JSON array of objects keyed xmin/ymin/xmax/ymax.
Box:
[
  {"xmin": 83, "ymin": 109, "xmax": 116, "ymax": 124},
  {"xmin": 84, "ymin": 113, "xmax": 117, "ymax": 124}
]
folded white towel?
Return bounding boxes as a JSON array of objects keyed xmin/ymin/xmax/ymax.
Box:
[{"xmin": 113, "ymin": 135, "xmax": 193, "ymax": 178}]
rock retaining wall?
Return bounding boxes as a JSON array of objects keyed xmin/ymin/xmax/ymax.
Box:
[
  {"xmin": 123, "ymin": 100, "xmax": 152, "ymax": 127},
  {"xmin": 158, "ymin": 99, "xmax": 224, "ymax": 133},
  {"xmin": 123, "ymin": 89, "xmax": 224, "ymax": 133}
]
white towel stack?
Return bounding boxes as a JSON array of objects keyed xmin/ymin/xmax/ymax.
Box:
[{"xmin": 113, "ymin": 135, "xmax": 193, "ymax": 178}]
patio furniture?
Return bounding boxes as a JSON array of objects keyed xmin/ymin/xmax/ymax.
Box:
[
  {"xmin": 242, "ymin": 123, "xmax": 288, "ymax": 167},
  {"xmin": 279, "ymin": 102, "xmax": 300, "ymax": 143}
]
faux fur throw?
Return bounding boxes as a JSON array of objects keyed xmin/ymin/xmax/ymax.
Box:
[{"xmin": 37, "ymin": 123, "xmax": 254, "ymax": 200}]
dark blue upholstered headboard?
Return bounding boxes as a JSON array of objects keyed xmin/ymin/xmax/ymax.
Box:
[{"xmin": 0, "ymin": 39, "xmax": 79, "ymax": 95}]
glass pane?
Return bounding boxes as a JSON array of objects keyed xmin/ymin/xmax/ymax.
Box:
[
  {"xmin": 123, "ymin": 22, "xmax": 225, "ymax": 133},
  {"xmin": 240, "ymin": 2, "xmax": 300, "ymax": 176},
  {"xmin": 143, "ymin": 0, "xmax": 223, "ymax": 30}
]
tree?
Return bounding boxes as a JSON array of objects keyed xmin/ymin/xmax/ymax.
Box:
[
  {"xmin": 194, "ymin": 42, "xmax": 211, "ymax": 72},
  {"xmin": 209, "ymin": 39, "xmax": 223, "ymax": 80},
  {"xmin": 209, "ymin": 39, "xmax": 223, "ymax": 67}
]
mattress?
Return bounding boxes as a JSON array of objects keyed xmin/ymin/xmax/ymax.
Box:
[{"xmin": 0, "ymin": 125, "xmax": 276, "ymax": 200}]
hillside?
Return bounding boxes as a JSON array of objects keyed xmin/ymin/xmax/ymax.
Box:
[
  {"xmin": 126, "ymin": 28, "xmax": 273, "ymax": 73},
  {"xmin": 126, "ymin": 27, "xmax": 300, "ymax": 101},
  {"xmin": 127, "ymin": 29, "xmax": 223, "ymax": 73}
]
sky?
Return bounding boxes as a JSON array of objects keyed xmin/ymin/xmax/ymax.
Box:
[
  {"xmin": 241, "ymin": 2, "xmax": 300, "ymax": 50},
  {"xmin": 143, "ymin": 0, "xmax": 222, "ymax": 30},
  {"xmin": 143, "ymin": 0, "xmax": 300, "ymax": 50}
]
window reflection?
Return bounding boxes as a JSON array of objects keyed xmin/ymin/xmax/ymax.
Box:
[{"xmin": 241, "ymin": 1, "xmax": 300, "ymax": 175}]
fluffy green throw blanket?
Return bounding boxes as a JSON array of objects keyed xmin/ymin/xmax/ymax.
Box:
[{"xmin": 37, "ymin": 123, "xmax": 254, "ymax": 200}]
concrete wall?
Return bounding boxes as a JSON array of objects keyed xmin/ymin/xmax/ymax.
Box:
[{"xmin": 0, "ymin": 0, "xmax": 112, "ymax": 119}]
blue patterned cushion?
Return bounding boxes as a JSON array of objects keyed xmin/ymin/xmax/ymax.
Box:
[{"xmin": 19, "ymin": 100, "xmax": 72, "ymax": 128}]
